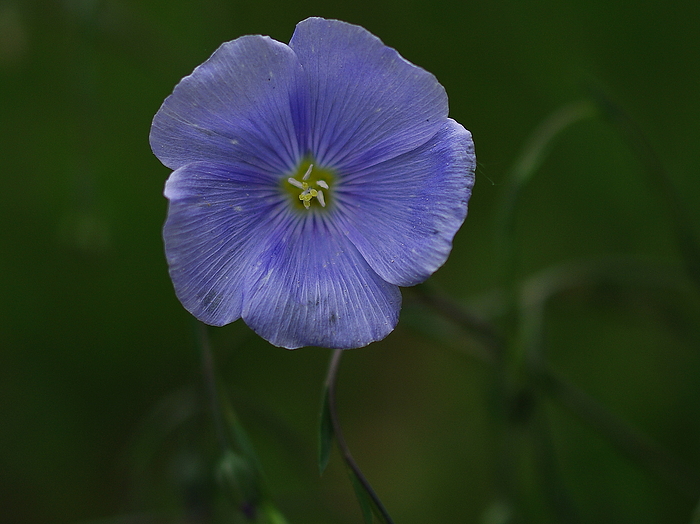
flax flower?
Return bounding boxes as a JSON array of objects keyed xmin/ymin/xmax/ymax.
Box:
[{"xmin": 150, "ymin": 17, "xmax": 475, "ymax": 349}]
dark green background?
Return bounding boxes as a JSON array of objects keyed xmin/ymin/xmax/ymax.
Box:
[{"xmin": 1, "ymin": 0, "xmax": 699, "ymax": 523}]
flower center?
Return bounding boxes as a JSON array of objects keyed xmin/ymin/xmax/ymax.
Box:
[{"xmin": 284, "ymin": 160, "xmax": 335, "ymax": 210}]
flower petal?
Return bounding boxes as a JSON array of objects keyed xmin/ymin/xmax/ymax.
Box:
[
  {"xmin": 334, "ymin": 119, "xmax": 475, "ymax": 287},
  {"xmin": 163, "ymin": 161, "xmax": 286, "ymax": 326},
  {"xmin": 289, "ymin": 17, "xmax": 448, "ymax": 171},
  {"xmin": 150, "ymin": 35, "xmax": 307, "ymax": 176},
  {"xmin": 241, "ymin": 216, "xmax": 401, "ymax": 349}
]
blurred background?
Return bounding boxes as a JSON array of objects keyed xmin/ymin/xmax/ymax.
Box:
[{"xmin": 1, "ymin": 0, "xmax": 699, "ymax": 523}]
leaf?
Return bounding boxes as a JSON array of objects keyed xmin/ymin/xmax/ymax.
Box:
[
  {"xmin": 318, "ymin": 387, "xmax": 334, "ymax": 475},
  {"xmin": 348, "ymin": 468, "xmax": 374, "ymax": 524},
  {"xmin": 346, "ymin": 466, "xmax": 396, "ymax": 524}
]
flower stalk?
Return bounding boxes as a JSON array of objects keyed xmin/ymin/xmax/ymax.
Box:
[
  {"xmin": 322, "ymin": 348, "xmax": 395, "ymax": 524},
  {"xmin": 198, "ymin": 321, "xmax": 228, "ymax": 450}
]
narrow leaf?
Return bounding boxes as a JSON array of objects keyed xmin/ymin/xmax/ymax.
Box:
[
  {"xmin": 349, "ymin": 468, "xmax": 374, "ymax": 524},
  {"xmin": 347, "ymin": 466, "xmax": 397, "ymax": 524}
]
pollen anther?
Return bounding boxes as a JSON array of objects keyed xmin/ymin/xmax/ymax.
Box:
[{"xmin": 287, "ymin": 163, "xmax": 329, "ymax": 209}]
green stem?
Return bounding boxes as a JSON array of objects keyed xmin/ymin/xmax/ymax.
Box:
[
  {"xmin": 197, "ymin": 321, "xmax": 289, "ymax": 523},
  {"xmin": 197, "ymin": 321, "xmax": 229, "ymax": 451},
  {"xmin": 411, "ymin": 284, "xmax": 504, "ymax": 363},
  {"xmin": 498, "ymin": 100, "xmax": 598, "ymax": 311},
  {"xmin": 591, "ymin": 88, "xmax": 700, "ymax": 289},
  {"xmin": 324, "ymin": 349, "xmax": 395, "ymax": 524},
  {"xmin": 536, "ymin": 364, "xmax": 700, "ymax": 498},
  {"xmin": 419, "ymin": 291, "xmax": 700, "ymax": 498},
  {"xmin": 530, "ymin": 402, "xmax": 582, "ymax": 524}
]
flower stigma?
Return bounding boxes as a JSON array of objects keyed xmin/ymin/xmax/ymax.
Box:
[{"xmin": 284, "ymin": 160, "xmax": 335, "ymax": 210}]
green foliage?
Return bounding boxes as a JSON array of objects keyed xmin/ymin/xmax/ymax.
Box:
[
  {"xmin": 318, "ymin": 389, "xmax": 334, "ymax": 476},
  {"xmin": 2, "ymin": 1, "xmax": 700, "ymax": 523}
]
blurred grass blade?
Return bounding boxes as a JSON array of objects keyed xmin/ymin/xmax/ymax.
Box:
[
  {"xmin": 591, "ymin": 86, "xmax": 700, "ymax": 289},
  {"xmin": 412, "ymin": 266, "xmax": 700, "ymax": 499},
  {"xmin": 514, "ymin": 102, "xmax": 594, "ymax": 182},
  {"xmin": 537, "ymin": 364, "xmax": 700, "ymax": 498},
  {"xmin": 518, "ymin": 255, "xmax": 700, "ymax": 363},
  {"xmin": 498, "ymin": 100, "xmax": 597, "ymax": 238},
  {"xmin": 497, "ymin": 100, "xmax": 598, "ymax": 334},
  {"xmin": 318, "ymin": 387, "xmax": 334, "ymax": 475},
  {"xmin": 198, "ymin": 321, "xmax": 264, "ymax": 480},
  {"xmin": 198, "ymin": 322, "xmax": 289, "ymax": 523}
]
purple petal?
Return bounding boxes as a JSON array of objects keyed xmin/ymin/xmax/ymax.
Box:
[
  {"xmin": 150, "ymin": 35, "xmax": 307, "ymax": 176},
  {"xmin": 289, "ymin": 17, "xmax": 448, "ymax": 172},
  {"xmin": 334, "ymin": 119, "xmax": 475, "ymax": 287},
  {"xmin": 163, "ymin": 161, "xmax": 286, "ymax": 326},
  {"xmin": 241, "ymin": 216, "xmax": 401, "ymax": 349}
]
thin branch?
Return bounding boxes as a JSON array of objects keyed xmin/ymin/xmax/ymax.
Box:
[
  {"xmin": 411, "ymin": 284, "xmax": 505, "ymax": 362},
  {"xmin": 418, "ymin": 289, "xmax": 700, "ymax": 498},
  {"xmin": 324, "ymin": 349, "xmax": 395, "ymax": 524}
]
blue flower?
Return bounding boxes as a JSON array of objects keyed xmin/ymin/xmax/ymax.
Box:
[{"xmin": 150, "ymin": 17, "xmax": 475, "ymax": 349}]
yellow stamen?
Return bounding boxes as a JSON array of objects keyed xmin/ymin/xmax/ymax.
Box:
[{"xmin": 287, "ymin": 163, "xmax": 330, "ymax": 209}]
